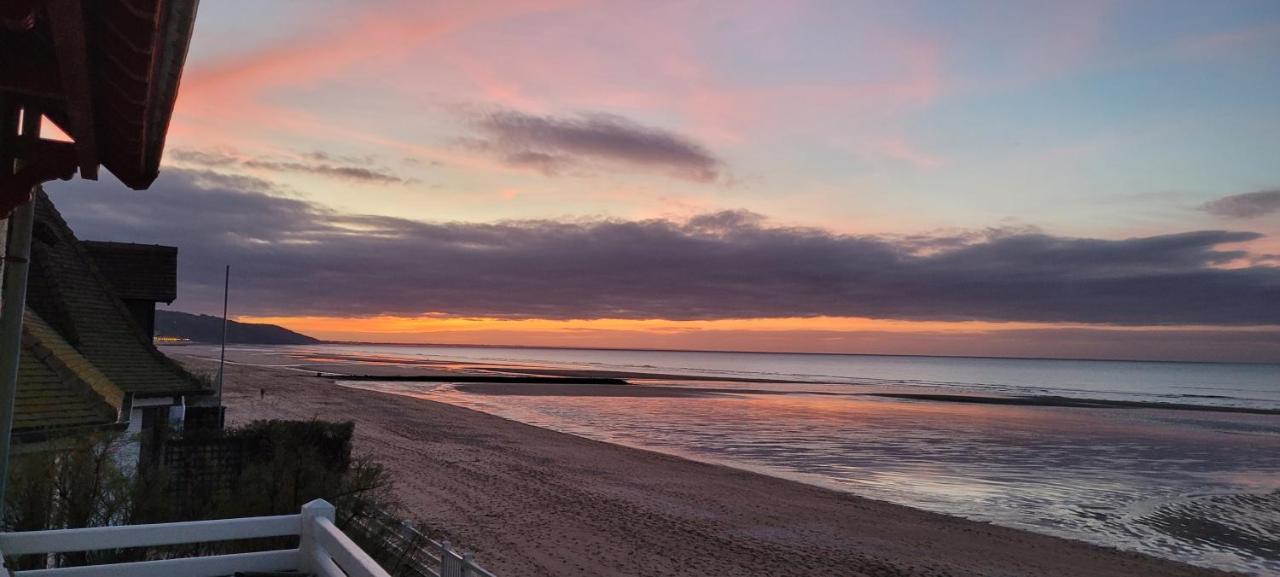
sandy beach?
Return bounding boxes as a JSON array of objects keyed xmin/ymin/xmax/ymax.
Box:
[{"xmin": 169, "ymin": 350, "xmax": 1243, "ymax": 577}]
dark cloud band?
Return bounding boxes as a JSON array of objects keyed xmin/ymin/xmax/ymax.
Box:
[
  {"xmin": 49, "ymin": 169, "xmax": 1280, "ymax": 325},
  {"xmin": 468, "ymin": 109, "xmax": 723, "ymax": 182},
  {"xmin": 1201, "ymin": 189, "xmax": 1280, "ymax": 219},
  {"xmin": 170, "ymin": 149, "xmax": 409, "ymax": 184}
]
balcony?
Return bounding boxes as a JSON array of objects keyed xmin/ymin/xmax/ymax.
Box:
[{"xmin": 0, "ymin": 499, "xmax": 494, "ymax": 577}]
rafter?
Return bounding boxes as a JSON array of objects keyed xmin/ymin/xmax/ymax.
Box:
[
  {"xmin": 0, "ymin": 140, "xmax": 77, "ymax": 216},
  {"xmin": 45, "ymin": 0, "xmax": 97, "ymax": 179}
]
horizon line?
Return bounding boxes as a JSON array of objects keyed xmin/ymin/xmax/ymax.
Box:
[{"xmin": 290, "ymin": 339, "xmax": 1280, "ymax": 367}]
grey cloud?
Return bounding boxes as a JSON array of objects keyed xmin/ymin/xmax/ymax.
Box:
[
  {"xmin": 48, "ymin": 169, "xmax": 1280, "ymax": 325},
  {"xmin": 469, "ymin": 109, "xmax": 723, "ymax": 182},
  {"xmin": 1201, "ymin": 189, "xmax": 1280, "ymax": 219},
  {"xmin": 241, "ymin": 160, "xmax": 407, "ymax": 184},
  {"xmin": 302, "ymin": 151, "xmax": 372, "ymax": 164},
  {"xmin": 502, "ymin": 150, "xmax": 569, "ymax": 175},
  {"xmin": 168, "ymin": 149, "xmax": 238, "ymax": 167},
  {"xmin": 171, "ymin": 148, "xmax": 410, "ymax": 185},
  {"xmin": 686, "ymin": 210, "xmax": 767, "ymax": 231}
]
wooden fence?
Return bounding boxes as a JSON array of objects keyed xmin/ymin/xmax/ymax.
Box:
[{"xmin": 346, "ymin": 506, "xmax": 496, "ymax": 577}]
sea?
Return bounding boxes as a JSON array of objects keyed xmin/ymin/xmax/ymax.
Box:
[{"xmin": 228, "ymin": 343, "xmax": 1280, "ymax": 574}]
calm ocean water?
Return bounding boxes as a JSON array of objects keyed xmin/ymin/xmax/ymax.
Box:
[
  {"xmin": 251, "ymin": 344, "xmax": 1280, "ymax": 574},
  {"xmin": 324, "ymin": 343, "xmax": 1280, "ymax": 409}
]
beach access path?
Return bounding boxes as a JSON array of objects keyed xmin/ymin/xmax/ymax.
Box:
[{"xmin": 172, "ymin": 353, "xmax": 1237, "ymax": 577}]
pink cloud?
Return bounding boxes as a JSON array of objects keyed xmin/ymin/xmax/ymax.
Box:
[
  {"xmin": 171, "ymin": 0, "xmax": 584, "ymax": 157},
  {"xmin": 864, "ymin": 135, "xmax": 942, "ymax": 170},
  {"xmin": 168, "ymin": 1, "xmax": 955, "ymax": 181},
  {"xmin": 1174, "ymin": 22, "xmax": 1280, "ymax": 60},
  {"xmin": 183, "ymin": 0, "xmax": 582, "ymax": 98},
  {"xmin": 432, "ymin": 3, "xmax": 947, "ymax": 149}
]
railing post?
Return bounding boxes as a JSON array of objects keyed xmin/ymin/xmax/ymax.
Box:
[
  {"xmin": 462, "ymin": 551, "xmax": 476, "ymax": 577},
  {"xmin": 440, "ymin": 540, "xmax": 459, "ymax": 577},
  {"xmin": 300, "ymin": 499, "xmax": 336, "ymax": 574}
]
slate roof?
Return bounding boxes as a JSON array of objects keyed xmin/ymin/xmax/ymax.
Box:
[
  {"xmin": 25, "ymin": 189, "xmax": 204, "ymax": 397},
  {"xmin": 81, "ymin": 241, "xmax": 177, "ymax": 303},
  {"xmin": 16, "ymin": 310, "xmax": 122, "ymax": 433}
]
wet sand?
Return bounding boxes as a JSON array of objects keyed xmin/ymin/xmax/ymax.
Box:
[
  {"xmin": 172, "ymin": 351, "xmax": 1239, "ymax": 577},
  {"xmin": 867, "ymin": 393, "xmax": 1280, "ymax": 415},
  {"xmin": 260, "ymin": 350, "xmax": 813, "ymax": 383}
]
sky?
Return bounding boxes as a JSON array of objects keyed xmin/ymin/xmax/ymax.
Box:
[{"xmin": 48, "ymin": 0, "xmax": 1280, "ymax": 362}]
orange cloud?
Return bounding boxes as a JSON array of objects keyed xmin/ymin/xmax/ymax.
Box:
[
  {"xmin": 239, "ymin": 314, "xmax": 1279, "ymax": 337},
  {"xmin": 233, "ymin": 314, "xmax": 1280, "ymax": 362},
  {"xmin": 241, "ymin": 314, "xmax": 1023, "ymax": 335}
]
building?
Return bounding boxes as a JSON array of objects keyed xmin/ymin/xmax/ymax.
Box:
[
  {"xmin": 11, "ymin": 190, "xmax": 205, "ymax": 456},
  {"xmin": 1, "ymin": 0, "xmax": 201, "ymax": 487},
  {"xmin": 81, "ymin": 241, "xmax": 178, "ymax": 341}
]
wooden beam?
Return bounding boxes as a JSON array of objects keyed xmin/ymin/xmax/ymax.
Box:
[
  {"xmin": 44, "ymin": 0, "xmax": 97, "ymax": 179},
  {"xmin": 0, "ymin": 140, "xmax": 77, "ymax": 216},
  {"xmin": 0, "ymin": 136, "xmax": 78, "ymax": 160},
  {"xmin": 0, "ymin": 64, "xmax": 62, "ymax": 100},
  {"xmin": 0, "ymin": 94, "xmax": 18, "ymax": 174},
  {"xmin": 0, "ymin": 0, "xmax": 45, "ymax": 30}
]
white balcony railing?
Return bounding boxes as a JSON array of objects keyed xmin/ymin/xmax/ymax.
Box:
[{"xmin": 0, "ymin": 499, "xmax": 462, "ymax": 577}]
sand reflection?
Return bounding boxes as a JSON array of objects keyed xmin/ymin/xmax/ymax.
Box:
[{"xmin": 383, "ymin": 382, "xmax": 1280, "ymax": 573}]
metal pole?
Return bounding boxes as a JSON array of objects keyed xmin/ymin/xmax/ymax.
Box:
[
  {"xmin": 0, "ymin": 105, "xmax": 40, "ymax": 517},
  {"xmin": 216, "ymin": 264, "xmax": 229, "ymax": 407}
]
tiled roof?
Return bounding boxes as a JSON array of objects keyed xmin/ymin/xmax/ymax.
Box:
[
  {"xmin": 82, "ymin": 241, "xmax": 177, "ymax": 303},
  {"xmin": 23, "ymin": 309, "xmax": 125, "ymax": 413},
  {"xmin": 16, "ymin": 311, "xmax": 120, "ymax": 432},
  {"xmin": 26, "ymin": 190, "xmax": 205, "ymax": 396}
]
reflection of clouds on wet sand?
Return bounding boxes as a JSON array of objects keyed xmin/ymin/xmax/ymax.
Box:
[
  {"xmin": 410, "ymin": 384, "xmax": 1280, "ymax": 575},
  {"xmin": 1132, "ymin": 492, "xmax": 1280, "ymax": 569}
]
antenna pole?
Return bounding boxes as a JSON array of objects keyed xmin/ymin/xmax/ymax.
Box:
[{"xmin": 216, "ymin": 265, "xmax": 229, "ymax": 408}]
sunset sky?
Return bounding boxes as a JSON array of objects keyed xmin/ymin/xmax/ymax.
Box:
[{"xmin": 49, "ymin": 0, "xmax": 1280, "ymax": 362}]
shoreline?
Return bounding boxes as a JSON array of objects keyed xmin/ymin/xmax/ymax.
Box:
[
  {"xmin": 174, "ymin": 352, "xmax": 1242, "ymax": 577},
  {"xmin": 205, "ymin": 339, "xmax": 1280, "ymax": 367},
  {"xmin": 174, "ymin": 348, "xmax": 1280, "ymax": 415}
]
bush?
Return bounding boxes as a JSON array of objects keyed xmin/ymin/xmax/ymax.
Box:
[
  {"xmin": 3, "ymin": 433, "xmax": 143, "ymax": 532},
  {"xmin": 2, "ymin": 420, "xmax": 399, "ymax": 569},
  {"xmin": 195, "ymin": 420, "xmax": 397, "ymax": 524},
  {"xmin": 2, "ymin": 432, "xmax": 171, "ymax": 568}
]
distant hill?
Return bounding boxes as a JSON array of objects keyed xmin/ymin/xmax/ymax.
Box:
[{"xmin": 156, "ymin": 310, "xmax": 321, "ymax": 345}]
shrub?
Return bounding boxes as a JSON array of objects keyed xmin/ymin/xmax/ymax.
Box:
[
  {"xmin": 2, "ymin": 432, "xmax": 166, "ymax": 567},
  {"xmin": 2, "ymin": 420, "xmax": 399, "ymax": 569}
]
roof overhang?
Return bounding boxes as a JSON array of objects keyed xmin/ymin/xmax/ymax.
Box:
[{"xmin": 0, "ymin": 0, "xmax": 199, "ymax": 213}]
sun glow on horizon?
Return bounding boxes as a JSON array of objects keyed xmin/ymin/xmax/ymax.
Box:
[
  {"xmin": 240, "ymin": 314, "xmax": 1280, "ymax": 335},
  {"xmin": 237, "ymin": 313, "xmax": 1277, "ymax": 341},
  {"xmin": 225, "ymin": 314, "xmax": 1280, "ymax": 362},
  {"xmin": 238, "ymin": 314, "xmax": 1063, "ymax": 336}
]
